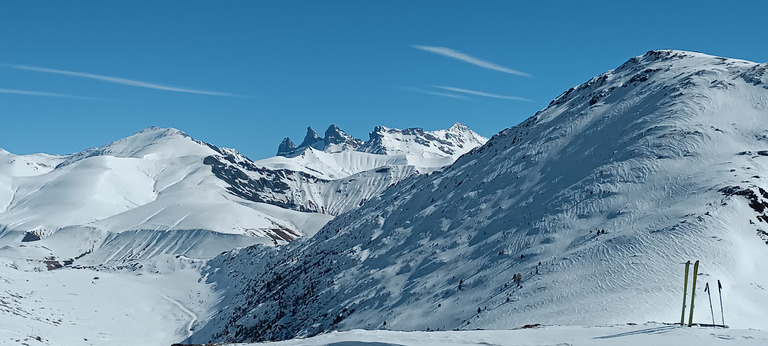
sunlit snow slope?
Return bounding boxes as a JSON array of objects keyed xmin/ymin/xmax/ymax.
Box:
[
  {"xmin": 0, "ymin": 127, "xmax": 324, "ymax": 265},
  {"xmin": 190, "ymin": 50, "xmax": 768, "ymax": 343}
]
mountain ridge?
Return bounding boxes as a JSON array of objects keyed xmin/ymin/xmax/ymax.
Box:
[
  {"xmin": 188, "ymin": 50, "xmax": 768, "ymax": 343},
  {"xmin": 277, "ymin": 123, "xmax": 486, "ymax": 158},
  {"xmin": 0, "ymin": 122, "xmax": 487, "ymax": 267}
]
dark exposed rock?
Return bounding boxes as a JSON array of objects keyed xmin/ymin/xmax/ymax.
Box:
[
  {"xmin": 277, "ymin": 137, "xmax": 297, "ymax": 156},
  {"xmin": 719, "ymin": 185, "xmax": 768, "ymax": 215},
  {"xmin": 21, "ymin": 231, "xmax": 41, "ymax": 242},
  {"xmin": 299, "ymin": 127, "xmax": 323, "ymax": 149},
  {"xmin": 203, "ymin": 155, "xmax": 330, "ymax": 213},
  {"xmin": 324, "ymin": 125, "xmax": 363, "ymax": 149}
]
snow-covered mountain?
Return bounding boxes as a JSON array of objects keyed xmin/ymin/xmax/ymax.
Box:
[
  {"xmin": 262, "ymin": 123, "xmax": 486, "ymax": 184},
  {"xmin": 0, "ymin": 123, "xmax": 485, "ymax": 267},
  {"xmin": 360, "ymin": 123, "xmax": 488, "ymax": 157},
  {"xmin": 189, "ymin": 50, "xmax": 768, "ymax": 343},
  {"xmin": 0, "ymin": 128, "xmax": 310, "ymax": 265}
]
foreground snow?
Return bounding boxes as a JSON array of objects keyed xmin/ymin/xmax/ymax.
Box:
[{"xmin": 228, "ymin": 324, "xmax": 768, "ymax": 346}]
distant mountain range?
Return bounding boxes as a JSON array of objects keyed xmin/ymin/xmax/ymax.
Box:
[
  {"xmin": 0, "ymin": 123, "xmax": 486, "ymax": 266},
  {"xmin": 277, "ymin": 123, "xmax": 487, "ymax": 158}
]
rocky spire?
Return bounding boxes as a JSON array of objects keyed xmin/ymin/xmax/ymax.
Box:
[
  {"xmin": 324, "ymin": 125, "xmax": 363, "ymax": 150},
  {"xmin": 299, "ymin": 127, "xmax": 323, "ymax": 149},
  {"xmin": 277, "ymin": 137, "xmax": 297, "ymax": 156}
]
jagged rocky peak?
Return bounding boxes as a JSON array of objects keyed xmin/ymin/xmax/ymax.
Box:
[
  {"xmin": 324, "ymin": 124, "xmax": 363, "ymax": 152},
  {"xmin": 299, "ymin": 127, "xmax": 323, "ymax": 149},
  {"xmin": 276, "ymin": 126, "xmax": 332, "ymax": 157},
  {"xmin": 276, "ymin": 123, "xmax": 488, "ymax": 158},
  {"xmin": 277, "ymin": 137, "xmax": 297, "ymax": 156}
]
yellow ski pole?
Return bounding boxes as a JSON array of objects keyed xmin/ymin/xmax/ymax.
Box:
[
  {"xmin": 688, "ymin": 260, "xmax": 699, "ymax": 327},
  {"xmin": 681, "ymin": 261, "xmax": 690, "ymax": 325}
]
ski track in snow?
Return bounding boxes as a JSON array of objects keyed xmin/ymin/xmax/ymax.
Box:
[
  {"xmin": 166, "ymin": 213, "xmax": 190, "ymax": 231},
  {"xmin": 160, "ymin": 292, "xmax": 198, "ymax": 339}
]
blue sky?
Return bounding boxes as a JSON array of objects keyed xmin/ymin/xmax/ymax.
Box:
[{"xmin": 1, "ymin": 1, "xmax": 766, "ymax": 160}]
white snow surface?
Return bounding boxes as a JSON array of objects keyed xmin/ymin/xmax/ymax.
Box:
[
  {"xmin": 361, "ymin": 123, "xmax": 489, "ymax": 158},
  {"xmin": 228, "ymin": 324, "xmax": 768, "ymax": 346},
  {"xmin": 0, "ymin": 150, "xmax": 63, "ymax": 177},
  {"xmin": 0, "ymin": 255, "xmax": 216, "ymax": 346},
  {"xmin": 190, "ymin": 50, "xmax": 768, "ymax": 344},
  {"xmin": 258, "ymin": 147, "xmax": 417, "ymax": 180}
]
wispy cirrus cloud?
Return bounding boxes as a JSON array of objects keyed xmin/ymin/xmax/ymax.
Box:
[
  {"xmin": 10, "ymin": 64, "xmax": 238, "ymax": 97},
  {"xmin": 397, "ymin": 85, "xmax": 468, "ymax": 100},
  {"xmin": 435, "ymin": 86, "xmax": 533, "ymax": 102},
  {"xmin": 410, "ymin": 45, "xmax": 531, "ymax": 77},
  {"xmin": 0, "ymin": 88, "xmax": 102, "ymax": 100}
]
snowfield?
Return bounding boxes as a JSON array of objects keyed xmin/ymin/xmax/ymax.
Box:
[
  {"xmin": 0, "ymin": 255, "xmax": 215, "ymax": 346},
  {"xmin": 226, "ymin": 324, "xmax": 768, "ymax": 346}
]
